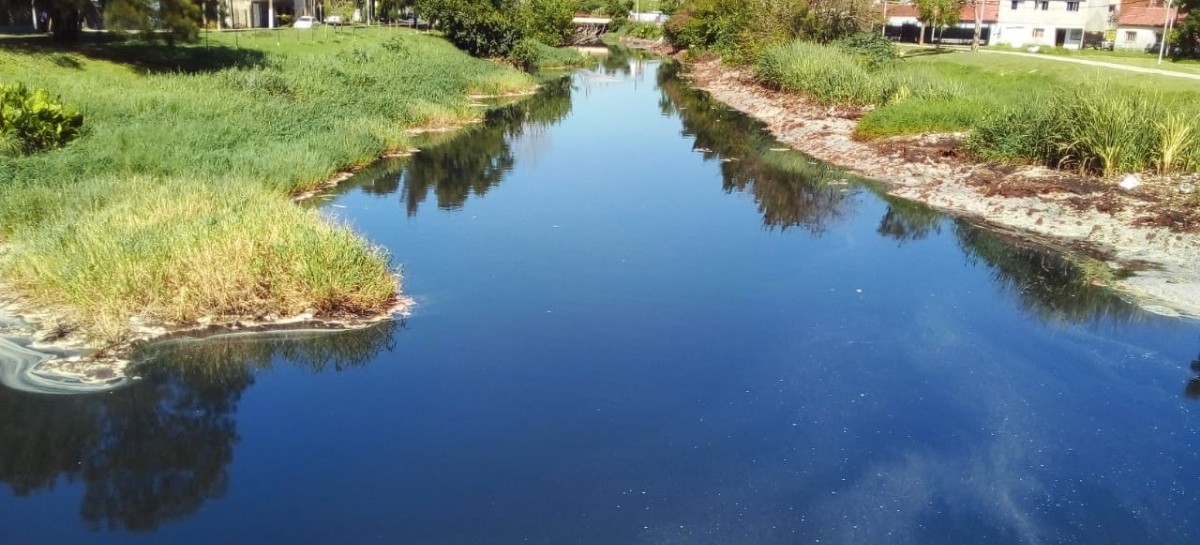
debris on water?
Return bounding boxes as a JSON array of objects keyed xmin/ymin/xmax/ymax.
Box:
[{"xmin": 1181, "ymin": 182, "xmax": 1196, "ymax": 195}]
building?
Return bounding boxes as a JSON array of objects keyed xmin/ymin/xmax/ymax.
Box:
[
  {"xmin": 1115, "ymin": 0, "xmax": 1185, "ymax": 51},
  {"xmin": 222, "ymin": 0, "xmax": 319, "ymax": 29},
  {"xmin": 879, "ymin": 1, "xmax": 1001, "ymax": 45},
  {"xmin": 992, "ymin": 0, "xmax": 1119, "ymax": 49}
]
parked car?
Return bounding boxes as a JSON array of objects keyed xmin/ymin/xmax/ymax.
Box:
[
  {"xmin": 325, "ymin": 14, "xmax": 343, "ymax": 26},
  {"xmin": 1146, "ymin": 42, "xmax": 1172, "ymax": 55},
  {"xmin": 294, "ymin": 15, "xmax": 316, "ymax": 28}
]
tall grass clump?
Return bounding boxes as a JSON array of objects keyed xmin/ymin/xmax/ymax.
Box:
[
  {"xmin": 754, "ymin": 41, "xmax": 959, "ymax": 107},
  {"xmin": 1, "ymin": 179, "xmax": 397, "ymax": 343},
  {"xmin": 967, "ymin": 84, "xmax": 1200, "ymax": 176}
]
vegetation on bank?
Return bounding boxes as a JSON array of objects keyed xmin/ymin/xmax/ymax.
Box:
[
  {"xmin": 662, "ymin": 1, "xmax": 1200, "ymax": 178},
  {"xmin": 0, "ymin": 29, "xmax": 537, "ymax": 344},
  {"xmin": 749, "ymin": 36, "xmax": 1200, "ymax": 177}
]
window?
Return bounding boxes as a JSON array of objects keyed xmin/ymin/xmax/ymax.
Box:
[
  {"xmin": 1032, "ymin": 28, "xmax": 1045, "ymax": 39},
  {"xmin": 1011, "ymin": 0, "xmax": 1021, "ymax": 8},
  {"xmin": 1037, "ymin": 1, "xmax": 1049, "ymax": 10},
  {"xmin": 1125, "ymin": 31, "xmax": 1137, "ymax": 42},
  {"xmin": 1067, "ymin": 1, "xmax": 1079, "ymax": 11}
]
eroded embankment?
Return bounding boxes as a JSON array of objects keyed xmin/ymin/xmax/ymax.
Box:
[{"xmin": 685, "ymin": 58, "xmax": 1200, "ymax": 319}]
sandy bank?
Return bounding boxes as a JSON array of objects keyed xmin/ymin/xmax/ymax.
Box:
[{"xmin": 685, "ymin": 58, "xmax": 1200, "ymax": 319}]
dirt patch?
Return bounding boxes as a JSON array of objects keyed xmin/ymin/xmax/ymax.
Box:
[{"xmin": 684, "ymin": 57, "xmax": 1200, "ymax": 318}]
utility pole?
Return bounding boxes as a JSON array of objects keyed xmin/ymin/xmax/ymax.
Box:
[
  {"xmin": 1158, "ymin": 0, "xmax": 1174, "ymax": 64},
  {"xmin": 269, "ymin": 0, "xmax": 276, "ymax": 28}
]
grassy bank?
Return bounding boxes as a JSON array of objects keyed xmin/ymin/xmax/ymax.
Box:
[
  {"xmin": 0, "ymin": 28, "xmax": 537, "ymax": 345},
  {"xmin": 752, "ymin": 41, "xmax": 1200, "ymax": 176}
]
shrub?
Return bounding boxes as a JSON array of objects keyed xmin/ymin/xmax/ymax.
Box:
[
  {"xmin": 965, "ymin": 107, "xmax": 1063, "ymax": 165},
  {"xmin": 966, "ymin": 85, "xmax": 1200, "ymax": 176},
  {"xmin": 626, "ymin": 22, "xmax": 664, "ymax": 40},
  {"xmin": 666, "ymin": 0, "xmax": 876, "ymax": 62},
  {"xmin": 603, "ymin": 0, "xmax": 634, "ymax": 30},
  {"xmin": 0, "ymin": 84, "xmax": 84, "ymax": 155},
  {"xmin": 518, "ymin": 0, "xmax": 575, "ymax": 46},
  {"xmin": 419, "ymin": 0, "xmax": 524, "ymax": 57},
  {"xmin": 836, "ymin": 31, "xmax": 899, "ymax": 69},
  {"xmin": 507, "ymin": 38, "xmax": 541, "ymax": 71}
]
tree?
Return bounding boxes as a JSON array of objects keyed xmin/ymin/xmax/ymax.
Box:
[
  {"xmin": 914, "ymin": 0, "xmax": 962, "ymax": 47},
  {"xmin": 1171, "ymin": 0, "xmax": 1199, "ymax": 58},
  {"xmin": 104, "ymin": 0, "xmax": 201, "ymax": 43}
]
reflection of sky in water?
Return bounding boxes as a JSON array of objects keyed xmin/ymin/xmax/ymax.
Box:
[{"xmin": 2, "ymin": 58, "xmax": 1199, "ymax": 544}]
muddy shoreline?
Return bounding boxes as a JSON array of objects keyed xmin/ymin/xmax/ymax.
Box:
[{"xmin": 684, "ymin": 58, "xmax": 1200, "ymax": 320}]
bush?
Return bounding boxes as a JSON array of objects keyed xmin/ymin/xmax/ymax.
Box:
[
  {"xmin": 836, "ymin": 31, "xmax": 898, "ymax": 69},
  {"xmin": 418, "ymin": 0, "xmax": 575, "ymax": 55},
  {"xmin": 419, "ymin": 0, "xmax": 523, "ymax": 57},
  {"xmin": 518, "ymin": 0, "xmax": 575, "ymax": 46},
  {"xmin": 665, "ymin": 0, "xmax": 876, "ymax": 62},
  {"xmin": 603, "ymin": 0, "xmax": 634, "ymax": 30},
  {"xmin": 0, "ymin": 84, "xmax": 84, "ymax": 155},
  {"xmin": 625, "ymin": 22, "xmax": 664, "ymax": 40},
  {"xmin": 966, "ymin": 85, "xmax": 1200, "ymax": 176},
  {"xmin": 507, "ymin": 38, "xmax": 541, "ymax": 71}
]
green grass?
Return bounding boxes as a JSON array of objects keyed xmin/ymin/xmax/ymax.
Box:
[
  {"xmin": 0, "ymin": 28, "xmax": 537, "ymax": 345},
  {"xmin": 530, "ymin": 41, "xmax": 588, "ymax": 70},
  {"xmin": 858, "ymin": 48, "xmax": 1200, "ymax": 139},
  {"xmin": 754, "ymin": 42, "xmax": 1200, "ymax": 176},
  {"xmin": 754, "ymin": 41, "xmax": 961, "ymax": 107},
  {"xmin": 981, "ymin": 45, "xmax": 1200, "ymax": 76}
]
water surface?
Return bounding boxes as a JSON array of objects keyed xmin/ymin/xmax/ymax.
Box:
[{"xmin": 2, "ymin": 56, "xmax": 1199, "ymax": 545}]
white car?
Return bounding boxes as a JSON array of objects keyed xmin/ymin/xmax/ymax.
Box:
[
  {"xmin": 294, "ymin": 16, "xmax": 316, "ymax": 28},
  {"xmin": 325, "ymin": 15, "xmax": 343, "ymax": 26}
]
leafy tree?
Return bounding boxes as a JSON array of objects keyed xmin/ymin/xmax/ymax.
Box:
[
  {"xmin": 104, "ymin": 0, "xmax": 201, "ymax": 43},
  {"xmin": 1171, "ymin": 1, "xmax": 1200, "ymax": 59},
  {"xmin": 518, "ymin": 0, "xmax": 575, "ymax": 45},
  {"xmin": 914, "ymin": 0, "xmax": 962, "ymax": 47}
]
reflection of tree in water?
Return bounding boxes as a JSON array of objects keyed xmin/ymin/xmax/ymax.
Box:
[
  {"xmin": 0, "ymin": 321, "xmax": 397, "ymax": 532},
  {"xmin": 1185, "ymin": 350, "xmax": 1200, "ymax": 401},
  {"xmin": 877, "ymin": 195, "xmax": 944, "ymax": 243},
  {"xmin": 358, "ymin": 77, "xmax": 574, "ymax": 216},
  {"xmin": 954, "ymin": 223, "xmax": 1141, "ymax": 323},
  {"xmin": 657, "ymin": 63, "xmax": 859, "ymax": 233}
]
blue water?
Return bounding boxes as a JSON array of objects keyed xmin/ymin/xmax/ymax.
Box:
[{"xmin": 2, "ymin": 57, "xmax": 1199, "ymax": 545}]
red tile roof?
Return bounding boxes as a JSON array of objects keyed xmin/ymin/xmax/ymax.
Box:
[
  {"xmin": 958, "ymin": 1, "xmax": 1000, "ymax": 23},
  {"xmin": 1119, "ymin": 6, "xmax": 1186, "ymax": 27}
]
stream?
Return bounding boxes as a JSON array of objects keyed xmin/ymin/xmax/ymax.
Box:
[{"xmin": 2, "ymin": 55, "xmax": 1199, "ymax": 544}]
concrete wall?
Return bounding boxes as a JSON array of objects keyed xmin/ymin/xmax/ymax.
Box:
[{"xmin": 1113, "ymin": 26, "xmax": 1160, "ymax": 50}]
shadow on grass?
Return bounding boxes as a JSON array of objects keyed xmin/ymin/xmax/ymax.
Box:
[
  {"xmin": 0, "ymin": 33, "xmax": 267, "ymax": 73},
  {"xmin": 901, "ymin": 47, "xmax": 958, "ymax": 58}
]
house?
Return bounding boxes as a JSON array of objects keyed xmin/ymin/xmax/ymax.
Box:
[
  {"xmin": 878, "ymin": 1, "xmax": 1001, "ymax": 45},
  {"xmin": 1115, "ymin": 0, "xmax": 1185, "ymax": 51},
  {"xmin": 223, "ymin": 0, "xmax": 317, "ymax": 28},
  {"xmin": 992, "ymin": 0, "xmax": 1120, "ymax": 49}
]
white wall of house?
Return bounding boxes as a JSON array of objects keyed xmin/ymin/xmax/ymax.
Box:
[
  {"xmin": 994, "ymin": 0, "xmax": 1116, "ymax": 48},
  {"xmin": 1113, "ymin": 26, "xmax": 1160, "ymax": 50}
]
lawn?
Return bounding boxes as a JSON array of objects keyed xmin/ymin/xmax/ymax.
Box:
[
  {"xmin": 0, "ymin": 28, "xmax": 536, "ymax": 345},
  {"xmin": 982, "ymin": 45, "xmax": 1200, "ymax": 76},
  {"xmin": 856, "ymin": 47, "xmax": 1200, "ymax": 139}
]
